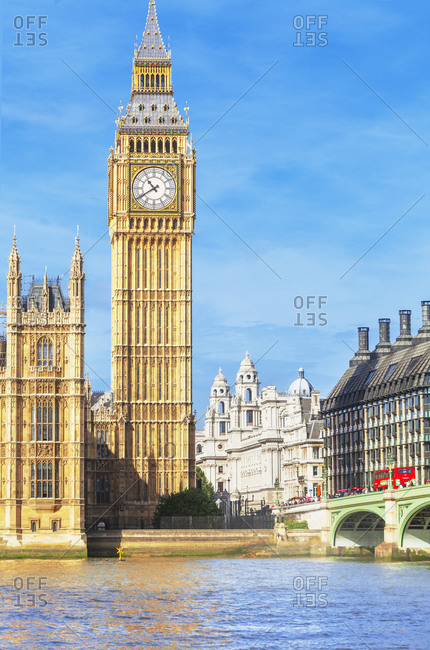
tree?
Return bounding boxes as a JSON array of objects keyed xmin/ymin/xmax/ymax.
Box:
[
  {"xmin": 152, "ymin": 487, "xmax": 222, "ymax": 527},
  {"xmin": 196, "ymin": 467, "xmax": 216, "ymax": 500}
]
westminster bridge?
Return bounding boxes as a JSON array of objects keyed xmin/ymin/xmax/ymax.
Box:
[{"xmin": 279, "ymin": 485, "xmax": 430, "ymax": 556}]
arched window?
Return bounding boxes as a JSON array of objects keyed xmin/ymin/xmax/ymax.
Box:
[
  {"xmin": 158, "ymin": 139, "xmax": 163, "ymax": 152},
  {"xmin": 246, "ymin": 388, "xmax": 252, "ymax": 402},
  {"xmin": 171, "ymin": 117, "xmax": 177, "ymax": 125},
  {"xmin": 144, "ymin": 139, "xmax": 149, "ymax": 153},
  {"xmin": 140, "ymin": 74, "xmax": 144, "ymax": 89},
  {"xmin": 38, "ymin": 338, "xmax": 53, "ymax": 368},
  {"xmin": 144, "ymin": 116, "xmax": 150, "ymax": 125},
  {"xmin": 36, "ymin": 400, "xmax": 53, "ymax": 441},
  {"xmin": 132, "ymin": 116, "xmax": 137, "ymax": 124},
  {"xmin": 219, "ymin": 402, "xmax": 225, "ymax": 414},
  {"xmin": 159, "ymin": 117, "xmax": 164, "ymax": 125},
  {"xmin": 151, "ymin": 103, "xmax": 156, "ymax": 112},
  {"xmin": 96, "ymin": 476, "xmax": 109, "ymax": 504},
  {"xmin": 34, "ymin": 461, "xmax": 53, "ymax": 498},
  {"xmin": 165, "ymin": 140, "xmax": 170, "ymax": 153},
  {"xmin": 196, "ymin": 444, "xmax": 202, "ymax": 453},
  {"xmin": 213, "ymin": 389, "xmax": 217, "ymax": 397},
  {"xmin": 151, "ymin": 75, "xmax": 155, "ymax": 89},
  {"xmin": 161, "ymin": 75, "xmax": 165, "ymax": 90},
  {"xmin": 136, "ymin": 139, "xmax": 142, "ymax": 153},
  {"xmin": 246, "ymin": 410, "xmax": 253, "ymax": 425},
  {"xmin": 164, "ymin": 104, "xmax": 169, "ymax": 112},
  {"xmin": 129, "ymin": 139, "xmax": 134, "ymax": 153},
  {"xmin": 156, "ymin": 74, "xmax": 160, "ymax": 89},
  {"xmin": 97, "ymin": 428, "xmax": 109, "ymax": 458},
  {"xmin": 146, "ymin": 74, "xmax": 150, "ymax": 89},
  {"xmin": 139, "ymin": 104, "xmax": 143, "ymax": 112},
  {"xmin": 172, "ymin": 139, "xmax": 177, "ymax": 153},
  {"xmin": 151, "ymin": 139, "xmax": 156, "ymax": 153}
]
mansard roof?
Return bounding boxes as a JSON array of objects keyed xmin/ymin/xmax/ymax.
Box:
[{"xmin": 324, "ymin": 339, "xmax": 430, "ymax": 411}]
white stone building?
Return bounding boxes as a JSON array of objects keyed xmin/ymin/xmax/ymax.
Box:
[{"xmin": 196, "ymin": 354, "xmax": 325, "ymax": 513}]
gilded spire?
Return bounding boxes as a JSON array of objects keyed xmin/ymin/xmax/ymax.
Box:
[{"xmin": 137, "ymin": 1, "xmax": 169, "ymax": 61}]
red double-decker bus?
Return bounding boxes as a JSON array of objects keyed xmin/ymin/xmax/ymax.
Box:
[{"xmin": 374, "ymin": 466, "xmax": 415, "ymax": 490}]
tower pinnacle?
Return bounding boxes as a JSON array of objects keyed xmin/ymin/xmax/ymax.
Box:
[{"xmin": 137, "ymin": 1, "xmax": 169, "ymax": 61}]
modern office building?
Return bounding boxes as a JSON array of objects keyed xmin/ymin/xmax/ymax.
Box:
[{"xmin": 322, "ymin": 303, "xmax": 430, "ymax": 494}]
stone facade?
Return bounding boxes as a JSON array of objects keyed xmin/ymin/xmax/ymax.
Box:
[
  {"xmin": 0, "ymin": 1, "xmax": 195, "ymax": 545},
  {"xmin": 196, "ymin": 355, "xmax": 324, "ymax": 512}
]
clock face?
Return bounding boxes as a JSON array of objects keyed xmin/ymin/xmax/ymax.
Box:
[{"xmin": 132, "ymin": 167, "xmax": 176, "ymax": 210}]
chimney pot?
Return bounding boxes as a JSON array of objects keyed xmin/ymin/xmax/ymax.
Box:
[{"xmin": 379, "ymin": 318, "xmax": 390, "ymax": 344}]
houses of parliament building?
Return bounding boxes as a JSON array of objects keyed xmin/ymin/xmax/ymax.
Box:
[{"xmin": 0, "ymin": 1, "xmax": 196, "ymax": 549}]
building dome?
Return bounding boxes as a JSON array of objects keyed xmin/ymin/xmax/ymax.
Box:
[
  {"xmin": 288, "ymin": 368, "xmax": 314, "ymax": 397},
  {"xmin": 211, "ymin": 368, "xmax": 230, "ymax": 397},
  {"xmin": 236, "ymin": 351, "xmax": 258, "ymax": 383}
]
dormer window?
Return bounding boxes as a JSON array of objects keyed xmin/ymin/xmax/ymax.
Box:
[
  {"xmin": 132, "ymin": 117, "xmax": 137, "ymax": 124},
  {"xmin": 139, "ymin": 104, "xmax": 143, "ymax": 112},
  {"xmin": 151, "ymin": 104, "xmax": 156, "ymax": 112},
  {"xmin": 164, "ymin": 104, "xmax": 169, "ymax": 112},
  {"xmin": 159, "ymin": 117, "xmax": 164, "ymax": 125},
  {"xmin": 144, "ymin": 116, "xmax": 150, "ymax": 125},
  {"xmin": 171, "ymin": 117, "xmax": 177, "ymax": 125}
]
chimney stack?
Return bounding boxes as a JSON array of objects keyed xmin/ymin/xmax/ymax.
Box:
[
  {"xmin": 358, "ymin": 327, "xmax": 369, "ymax": 352},
  {"xmin": 395, "ymin": 310, "xmax": 413, "ymax": 347},
  {"xmin": 375, "ymin": 318, "xmax": 391, "ymax": 356},
  {"xmin": 421, "ymin": 301, "xmax": 430, "ymax": 331},
  {"xmin": 414, "ymin": 301, "xmax": 430, "ymax": 340},
  {"xmin": 350, "ymin": 327, "xmax": 371, "ymax": 367}
]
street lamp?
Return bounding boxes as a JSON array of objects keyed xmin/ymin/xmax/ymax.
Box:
[{"xmin": 274, "ymin": 477, "xmax": 280, "ymax": 507}]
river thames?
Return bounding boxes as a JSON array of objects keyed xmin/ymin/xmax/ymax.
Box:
[{"xmin": 1, "ymin": 557, "xmax": 428, "ymax": 649}]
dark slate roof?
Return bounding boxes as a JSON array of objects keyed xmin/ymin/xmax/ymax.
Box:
[
  {"xmin": 122, "ymin": 93, "xmax": 187, "ymax": 133},
  {"xmin": 26, "ymin": 284, "xmax": 67, "ymax": 312},
  {"xmin": 324, "ymin": 338, "xmax": 430, "ymax": 411},
  {"xmin": 137, "ymin": 1, "xmax": 169, "ymax": 62}
]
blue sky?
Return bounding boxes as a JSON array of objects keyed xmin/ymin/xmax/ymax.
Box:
[{"xmin": 1, "ymin": 0, "xmax": 430, "ymax": 421}]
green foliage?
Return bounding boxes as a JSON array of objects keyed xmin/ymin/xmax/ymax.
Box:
[
  {"xmin": 284, "ymin": 519, "xmax": 309, "ymax": 529},
  {"xmin": 153, "ymin": 488, "xmax": 223, "ymax": 526},
  {"xmin": 196, "ymin": 467, "xmax": 216, "ymax": 499}
]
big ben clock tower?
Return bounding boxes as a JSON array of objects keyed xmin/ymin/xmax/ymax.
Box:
[{"xmin": 108, "ymin": 0, "xmax": 196, "ymax": 521}]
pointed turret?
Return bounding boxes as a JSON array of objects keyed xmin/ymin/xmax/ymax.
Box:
[
  {"xmin": 70, "ymin": 229, "xmax": 84, "ymax": 278},
  {"xmin": 69, "ymin": 231, "xmax": 85, "ymax": 315},
  {"xmin": 7, "ymin": 234, "xmax": 22, "ymax": 308}
]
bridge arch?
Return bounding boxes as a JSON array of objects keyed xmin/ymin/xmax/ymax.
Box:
[
  {"xmin": 399, "ymin": 502, "xmax": 430, "ymax": 549},
  {"xmin": 332, "ymin": 508, "xmax": 385, "ymax": 548}
]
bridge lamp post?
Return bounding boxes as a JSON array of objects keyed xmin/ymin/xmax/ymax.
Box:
[
  {"xmin": 322, "ymin": 466, "xmax": 327, "ymax": 500},
  {"xmin": 387, "ymin": 450, "xmax": 393, "ymax": 490}
]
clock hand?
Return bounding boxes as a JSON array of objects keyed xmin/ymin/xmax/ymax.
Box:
[{"xmin": 137, "ymin": 185, "xmax": 160, "ymax": 199}]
